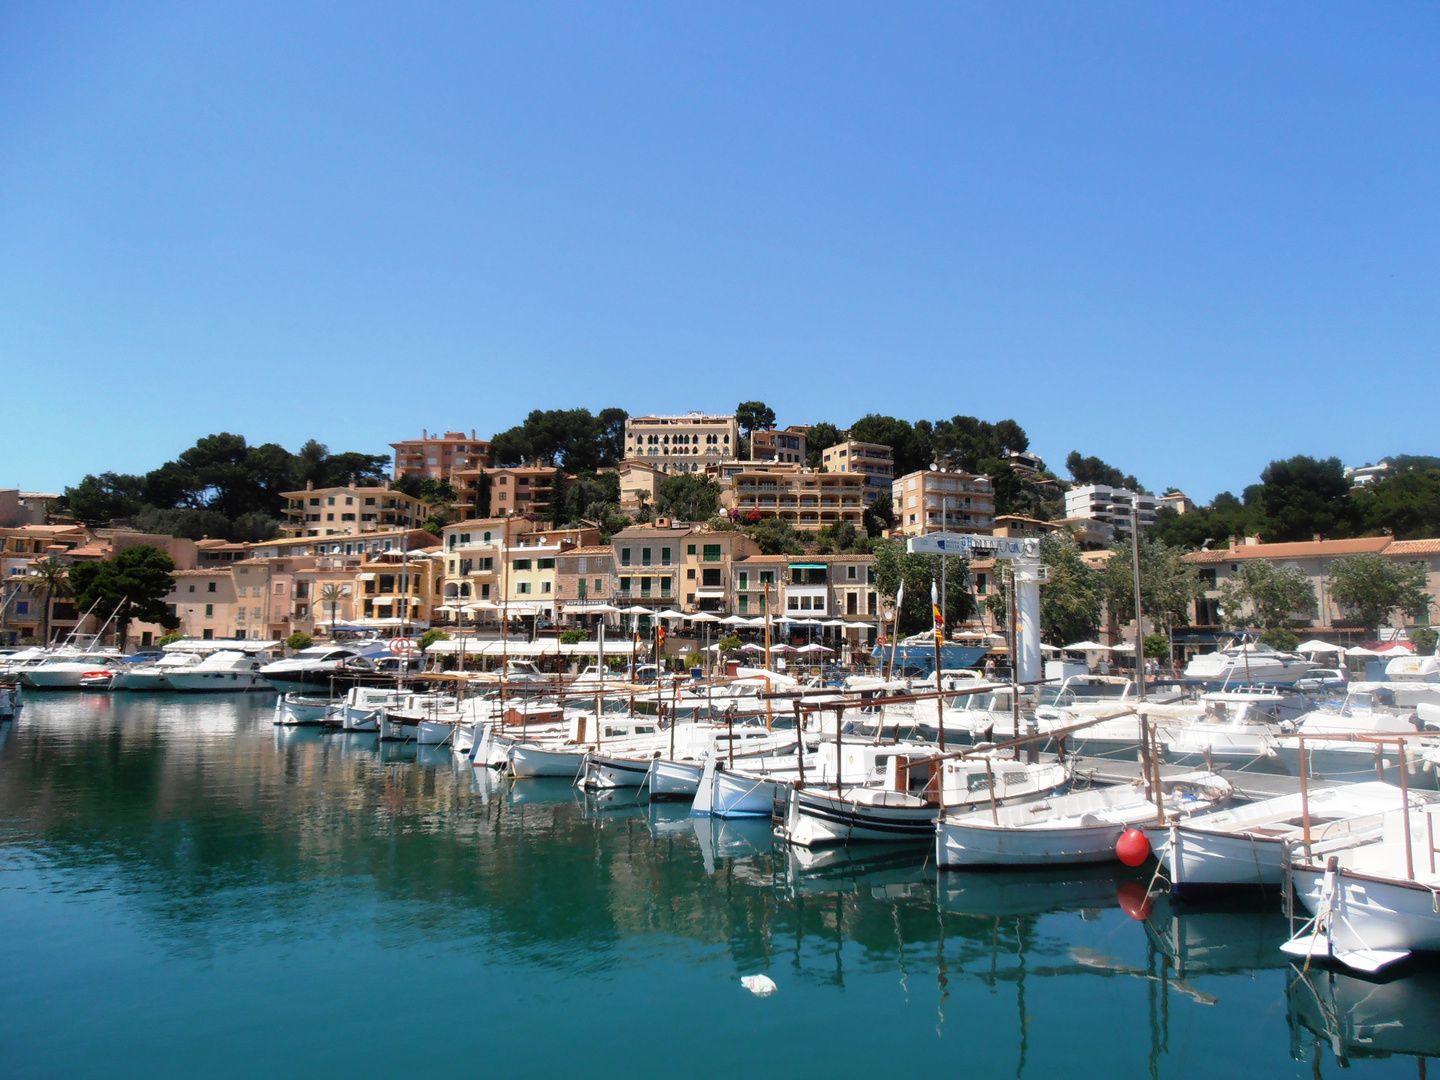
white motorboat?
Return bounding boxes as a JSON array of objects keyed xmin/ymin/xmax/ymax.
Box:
[
  {"xmin": 507, "ymin": 712, "xmax": 663, "ymax": 778},
  {"xmin": 779, "ymin": 754, "xmax": 1071, "ymax": 848},
  {"xmin": 0, "ymin": 680, "xmax": 21, "ymax": 720},
  {"xmin": 272, "ymin": 693, "xmax": 335, "ymax": 725},
  {"xmin": 258, "ymin": 641, "xmax": 394, "ymax": 695},
  {"xmin": 164, "ymin": 650, "xmax": 273, "ymax": 692},
  {"xmin": 1284, "ymin": 804, "xmax": 1440, "ymax": 972},
  {"xmin": 1144, "ymin": 781, "xmax": 1426, "ymax": 894},
  {"xmin": 112, "ymin": 652, "xmax": 204, "ymax": 690},
  {"xmin": 19, "ymin": 651, "xmax": 124, "ymax": 690},
  {"xmin": 936, "ymin": 773, "xmax": 1233, "ymax": 868},
  {"xmin": 1184, "ymin": 642, "xmax": 1316, "ymax": 685}
]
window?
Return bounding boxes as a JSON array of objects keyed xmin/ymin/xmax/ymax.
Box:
[
  {"xmin": 686, "ymin": 568, "xmax": 696, "ymax": 579},
  {"xmin": 660, "ymin": 577, "xmax": 671, "ymax": 596},
  {"xmin": 516, "ymin": 582, "xmax": 531, "ymax": 595},
  {"xmin": 202, "ymin": 628, "xmax": 213, "ymax": 641},
  {"xmin": 687, "ymin": 544, "xmax": 696, "ymax": 556},
  {"xmin": 661, "ymin": 547, "xmax": 671, "ymax": 565},
  {"xmin": 619, "ymin": 576, "xmax": 632, "ymax": 594},
  {"xmin": 759, "ymin": 571, "xmax": 775, "ymax": 585},
  {"xmin": 345, "ymin": 497, "xmax": 353, "ymax": 506},
  {"xmin": 738, "ymin": 572, "xmax": 749, "ymax": 590},
  {"xmin": 702, "ymin": 568, "xmax": 721, "ymax": 587},
  {"xmin": 593, "ymin": 578, "xmax": 602, "ymax": 593},
  {"xmin": 513, "ymin": 559, "xmax": 532, "ymax": 571},
  {"xmin": 341, "ymin": 513, "xmax": 355, "ymax": 522},
  {"xmin": 326, "ymin": 513, "xmax": 334, "ymax": 522},
  {"xmin": 621, "ymin": 547, "xmax": 631, "ymax": 566},
  {"xmin": 204, "ymin": 604, "xmax": 214, "ymax": 617},
  {"xmin": 15, "ymin": 601, "xmax": 27, "ymax": 615},
  {"xmin": 703, "ymin": 544, "xmax": 721, "ymax": 562},
  {"xmin": 537, "ymin": 558, "xmax": 554, "ymax": 570},
  {"xmin": 481, "ymin": 584, "xmax": 490, "ymax": 599},
  {"xmin": 327, "ymin": 497, "xmax": 335, "ymax": 505},
  {"xmin": 738, "ymin": 595, "xmax": 749, "ymax": 613},
  {"xmin": 188, "ymin": 585, "xmax": 196, "ymax": 593},
  {"xmin": 847, "ymin": 565, "xmax": 857, "ymax": 580},
  {"xmin": 207, "ymin": 581, "xmax": 217, "ymax": 593},
  {"xmin": 642, "ymin": 548, "xmax": 652, "ymax": 566},
  {"xmin": 541, "ymin": 581, "xmax": 552, "ymax": 594}
]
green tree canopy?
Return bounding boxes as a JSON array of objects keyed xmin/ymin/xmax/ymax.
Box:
[
  {"xmin": 1066, "ymin": 451, "xmax": 1140, "ymax": 491},
  {"xmin": 1326, "ymin": 553, "xmax": 1432, "ymax": 632},
  {"xmin": 67, "ymin": 545, "xmax": 180, "ymax": 647},
  {"xmin": 1038, "ymin": 533, "xmax": 1103, "ymax": 644},
  {"xmin": 1102, "ymin": 538, "xmax": 1208, "ymax": 635},
  {"xmin": 849, "ymin": 415, "xmax": 934, "ymax": 477},
  {"xmin": 1216, "ymin": 560, "xmax": 1318, "ymax": 630},
  {"xmin": 654, "ymin": 474, "xmax": 720, "ymax": 521},
  {"xmin": 735, "ymin": 402, "xmax": 776, "ymax": 438},
  {"xmin": 490, "ymin": 408, "xmax": 628, "ymax": 471},
  {"xmin": 1256, "ymin": 455, "xmax": 1356, "ymax": 542},
  {"xmin": 806, "ymin": 422, "xmax": 841, "ymax": 468}
]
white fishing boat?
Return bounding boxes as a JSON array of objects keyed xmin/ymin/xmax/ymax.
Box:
[
  {"xmin": 164, "ymin": 650, "xmax": 273, "ymax": 692},
  {"xmin": 272, "ymin": 693, "xmax": 334, "ymax": 726},
  {"xmin": 779, "ymin": 754, "xmax": 1071, "ymax": 848},
  {"xmin": 508, "ymin": 712, "xmax": 662, "ymax": 778},
  {"xmin": 649, "ymin": 757, "xmax": 706, "ymax": 800},
  {"xmin": 1143, "ymin": 781, "xmax": 1426, "ymax": 894},
  {"xmin": 584, "ymin": 726, "xmax": 800, "ymax": 791},
  {"xmin": 1284, "ymin": 804, "xmax": 1440, "ymax": 972},
  {"xmin": 936, "ymin": 773, "xmax": 1232, "ymax": 868}
]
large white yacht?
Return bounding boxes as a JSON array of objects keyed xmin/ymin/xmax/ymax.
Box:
[
  {"xmin": 20, "ymin": 650, "xmax": 125, "ymax": 689},
  {"xmin": 1183, "ymin": 641, "xmax": 1316, "ymax": 685},
  {"xmin": 165, "ymin": 650, "xmax": 274, "ymax": 692},
  {"xmin": 258, "ymin": 641, "xmax": 398, "ymax": 695}
]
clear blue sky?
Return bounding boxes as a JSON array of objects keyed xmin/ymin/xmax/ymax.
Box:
[{"xmin": 3, "ymin": 3, "xmax": 1437, "ymax": 502}]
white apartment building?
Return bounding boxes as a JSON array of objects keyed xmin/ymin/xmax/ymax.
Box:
[
  {"xmin": 820, "ymin": 440, "xmax": 894, "ymax": 505},
  {"xmin": 892, "ymin": 468, "xmax": 996, "ymax": 537},
  {"xmin": 1063, "ymin": 484, "xmax": 1158, "ymax": 539},
  {"xmin": 623, "ymin": 413, "xmax": 739, "ymax": 475}
]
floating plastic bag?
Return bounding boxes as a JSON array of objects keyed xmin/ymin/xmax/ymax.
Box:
[{"xmin": 740, "ymin": 974, "xmax": 777, "ymax": 996}]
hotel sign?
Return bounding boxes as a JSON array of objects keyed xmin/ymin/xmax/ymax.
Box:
[{"xmin": 906, "ymin": 534, "xmax": 1041, "ymax": 560}]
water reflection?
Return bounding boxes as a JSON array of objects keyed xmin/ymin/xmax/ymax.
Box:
[{"xmin": 0, "ymin": 693, "xmax": 1435, "ymax": 1080}]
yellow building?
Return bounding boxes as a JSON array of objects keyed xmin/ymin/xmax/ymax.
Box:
[
  {"xmin": 390, "ymin": 429, "xmax": 491, "ymax": 481},
  {"xmin": 624, "ymin": 413, "xmax": 739, "ymax": 474},
  {"xmin": 820, "ymin": 439, "xmax": 893, "ymax": 505},
  {"xmin": 892, "ymin": 468, "xmax": 995, "ymax": 536},
  {"xmin": 718, "ymin": 466, "xmax": 865, "ymax": 532},
  {"xmin": 281, "ymin": 482, "xmax": 427, "ymax": 537}
]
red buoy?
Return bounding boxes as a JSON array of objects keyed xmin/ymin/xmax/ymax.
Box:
[
  {"xmin": 1117, "ymin": 881, "xmax": 1153, "ymax": 921},
  {"xmin": 1115, "ymin": 828, "xmax": 1150, "ymax": 867}
]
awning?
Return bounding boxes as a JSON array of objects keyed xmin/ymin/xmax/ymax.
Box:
[
  {"xmin": 425, "ymin": 640, "xmax": 641, "ymax": 657},
  {"xmin": 358, "ymin": 573, "xmax": 376, "ymax": 581},
  {"xmin": 694, "ymin": 589, "xmax": 726, "ymax": 597}
]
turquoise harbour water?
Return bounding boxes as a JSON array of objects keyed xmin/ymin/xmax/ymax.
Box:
[{"xmin": 1, "ymin": 694, "xmax": 1435, "ymax": 1080}]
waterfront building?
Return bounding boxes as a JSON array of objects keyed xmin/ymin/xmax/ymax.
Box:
[
  {"xmin": 0, "ymin": 489, "xmax": 60, "ymax": 528},
  {"xmin": 718, "ymin": 465, "xmax": 866, "ymax": 532},
  {"xmin": 390, "ymin": 430, "xmax": 492, "ymax": 481},
  {"xmin": 555, "ymin": 546, "xmax": 616, "ymax": 625},
  {"xmin": 610, "ymin": 521, "xmax": 693, "ymax": 609},
  {"xmin": 678, "ymin": 528, "xmax": 757, "ymax": 613},
  {"xmin": 819, "ymin": 439, "xmax": 893, "ymax": 506},
  {"xmin": 892, "ymin": 468, "xmax": 995, "ymax": 537},
  {"xmin": 449, "ymin": 465, "xmax": 561, "ymax": 518},
  {"xmin": 280, "ymin": 481, "xmax": 426, "ymax": 537},
  {"xmin": 1063, "ymin": 484, "xmax": 1157, "ymax": 540},
  {"xmin": 1158, "ymin": 491, "xmax": 1197, "ymax": 515},
  {"xmin": 615, "ymin": 461, "xmax": 664, "ymax": 514},
  {"xmin": 750, "ymin": 426, "xmax": 807, "ymax": 464},
  {"xmin": 1184, "ymin": 536, "xmax": 1439, "ymax": 639},
  {"xmin": 729, "ymin": 552, "xmax": 878, "ymax": 645},
  {"xmin": 623, "ymin": 413, "xmax": 739, "ymax": 474}
]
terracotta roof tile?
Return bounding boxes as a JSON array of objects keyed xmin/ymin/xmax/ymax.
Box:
[
  {"xmin": 1387, "ymin": 538, "xmax": 1440, "ymax": 555},
  {"xmin": 1186, "ymin": 536, "xmax": 1393, "ymax": 563}
]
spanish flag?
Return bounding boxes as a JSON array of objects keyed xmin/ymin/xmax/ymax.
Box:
[
  {"xmin": 656, "ymin": 625, "xmax": 667, "ymax": 649},
  {"xmin": 933, "ymin": 604, "xmax": 945, "ymax": 632}
]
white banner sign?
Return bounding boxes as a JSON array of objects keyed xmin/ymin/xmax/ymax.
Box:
[{"xmin": 906, "ymin": 533, "xmax": 1041, "ymax": 559}]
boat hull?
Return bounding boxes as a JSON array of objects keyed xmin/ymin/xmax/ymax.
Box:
[
  {"xmin": 649, "ymin": 759, "xmax": 703, "ymax": 801},
  {"xmin": 782, "ymin": 788, "xmax": 937, "ymax": 846},
  {"xmin": 1293, "ymin": 865, "xmax": 1440, "ymax": 960},
  {"xmin": 165, "ymin": 672, "xmax": 273, "ymax": 692},
  {"xmin": 509, "ymin": 744, "xmax": 587, "ymax": 779},
  {"xmin": 583, "ymin": 752, "xmax": 655, "ymax": 789}
]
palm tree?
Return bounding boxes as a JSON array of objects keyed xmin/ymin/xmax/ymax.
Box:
[
  {"xmin": 320, "ymin": 583, "xmax": 346, "ymax": 637},
  {"xmin": 24, "ymin": 558, "xmax": 72, "ymax": 644}
]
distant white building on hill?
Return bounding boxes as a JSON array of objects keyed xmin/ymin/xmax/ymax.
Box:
[{"xmin": 1063, "ymin": 484, "xmax": 1158, "ymax": 541}]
